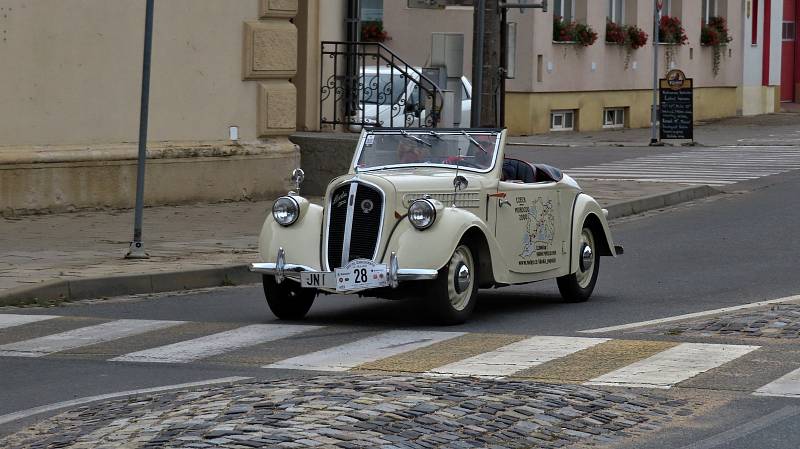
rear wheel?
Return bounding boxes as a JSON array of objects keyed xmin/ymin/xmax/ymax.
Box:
[
  {"xmin": 262, "ymin": 275, "xmax": 316, "ymax": 320},
  {"xmin": 557, "ymin": 226, "xmax": 600, "ymax": 303},
  {"xmin": 428, "ymin": 244, "xmax": 478, "ymax": 325}
]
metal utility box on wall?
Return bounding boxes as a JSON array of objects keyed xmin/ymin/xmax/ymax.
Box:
[{"xmin": 431, "ymin": 33, "xmax": 464, "ymax": 78}]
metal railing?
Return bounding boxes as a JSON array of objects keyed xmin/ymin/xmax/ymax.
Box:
[{"xmin": 320, "ymin": 41, "xmax": 444, "ymax": 131}]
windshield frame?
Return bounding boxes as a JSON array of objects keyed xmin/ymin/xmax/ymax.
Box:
[{"xmin": 352, "ymin": 129, "xmax": 503, "ymax": 174}]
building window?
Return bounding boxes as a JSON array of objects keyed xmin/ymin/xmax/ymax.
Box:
[
  {"xmin": 658, "ymin": 0, "xmax": 672, "ymax": 19},
  {"xmin": 603, "ymin": 108, "xmax": 625, "ymax": 128},
  {"xmin": 702, "ymin": 0, "xmax": 718, "ymax": 24},
  {"xmin": 608, "ymin": 0, "xmax": 625, "ymax": 24},
  {"xmin": 551, "ymin": 110, "xmax": 575, "ymax": 131},
  {"xmin": 783, "ymin": 21, "xmax": 796, "ymax": 41},
  {"xmin": 752, "ymin": 0, "xmax": 759, "ymax": 45},
  {"xmin": 362, "ymin": 0, "xmax": 383, "ymax": 21},
  {"xmin": 554, "ymin": 0, "xmax": 575, "ymax": 21}
]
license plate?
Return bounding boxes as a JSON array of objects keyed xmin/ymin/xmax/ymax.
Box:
[
  {"xmin": 300, "ymin": 271, "xmax": 337, "ymax": 289},
  {"xmin": 334, "ymin": 259, "xmax": 388, "ymax": 291}
]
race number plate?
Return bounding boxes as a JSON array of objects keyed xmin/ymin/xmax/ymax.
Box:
[{"xmin": 335, "ymin": 259, "xmax": 388, "ymax": 291}]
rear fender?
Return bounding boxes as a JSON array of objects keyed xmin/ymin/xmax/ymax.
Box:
[{"xmin": 570, "ymin": 194, "xmax": 617, "ymax": 274}]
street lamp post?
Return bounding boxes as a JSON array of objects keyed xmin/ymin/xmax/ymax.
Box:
[{"xmin": 126, "ymin": 0, "xmax": 155, "ymax": 259}]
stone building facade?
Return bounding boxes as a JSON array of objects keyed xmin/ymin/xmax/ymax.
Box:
[{"xmin": 0, "ymin": 0, "xmax": 301, "ymax": 214}]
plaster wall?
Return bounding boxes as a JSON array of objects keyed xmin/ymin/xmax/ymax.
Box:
[
  {"xmin": 742, "ymin": 0, "xmax": 766, "ymax": 86},
  {"xmin": 768, "ymin": 0, "xmax": 783, "ymax": 86},
  {"xmin": 381, "ymin": 4, "xmax": 474, "ymax": 74},
  {"xmin": 383, "ymin": 1, "xmax": 744, "ymax": 94},
  {"xmin": 506, "ymin": 87, "xmax": 738, "ymax": 135},
  {"xmin": 0, "ymin": 0, "xmax": 262, "ymax": 146}
]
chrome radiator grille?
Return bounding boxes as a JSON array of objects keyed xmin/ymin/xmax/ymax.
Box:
[{"xmin": 326, "ymin": 182, "xmax": 384, "ymax": 269}]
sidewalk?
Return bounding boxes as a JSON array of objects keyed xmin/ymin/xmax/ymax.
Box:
[{"xmin": 0, "ymin": 179, "xmax": 714, "ymax": 305}]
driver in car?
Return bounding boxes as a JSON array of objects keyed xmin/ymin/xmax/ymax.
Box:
[{"xmin": 397, "ymin": 138, "xmax": 431, "ymax": 163}]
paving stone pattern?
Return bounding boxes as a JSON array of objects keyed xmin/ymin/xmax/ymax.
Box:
[
  {"xmin": 1, "ymin": 375, "xmax": 696, "ymax": 449},
  {"xmin": 633, "ymin": 304, "xmax": 800, "ymax": 339}
]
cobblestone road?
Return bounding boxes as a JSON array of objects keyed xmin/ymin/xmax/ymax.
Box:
[
  {"xmin": 0, "ymin": 375, "xmax": 698, "ymax": 449},
  {"xmin": 632, "ymin": 304, "xmax": 800, "ymax": 339}
]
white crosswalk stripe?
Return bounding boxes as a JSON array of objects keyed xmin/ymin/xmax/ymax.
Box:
[
  {"xmin": 111, "ymin": 324, "xmax": 321, "ymax": 364},
  {"xmin": 427, "ymin": 336, "xmax": 608, "ymax": 378},
  {"xmin": 0, "ymin": 319, "xmax": 184, "ymax": 357},
  {"xmin": 265, "ymin": 330, "xmax": 465, "ymax": 372},
  {"xmin": 754, "ymin": 367, "xmax": 800, "ymax": 398},
  {"xmin": 0, "ymin": 314, "xmax": 59, "ymax": 330},
  {"xmin": 585, "ymin": 343, "xmax": 760, "ymax": 389},
  {"xmin": 0, "ymin": 315, "xmax": 780, "ymax": 393},
  {"xmin": 566, "ymin": 146, "xmax": 800, "ymax": 185}
]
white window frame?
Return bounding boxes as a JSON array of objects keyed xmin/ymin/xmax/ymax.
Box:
[
  {"xmin": 603, "ymin": 108, "xmax": 626, "ymax": 129},
  {"xmin": 702, "ymin": 0, "xmax": 718, "ymax": 24},
  {"xmin": 608, "ymin": 0, "xmax": 625, "ymax": 24},
  {"xmin": 553, "ymin": 0, "xmax": 576, "ymax": 21},
  {"xmin": 550, "ymin": 110, "xmax": 575, "ymax": 131}
]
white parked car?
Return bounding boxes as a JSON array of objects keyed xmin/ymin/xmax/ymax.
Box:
[
  {"xmin": 349, "ymin": 67, "xmax": 472, "ymax": 130},
  {"xmin": 251, "ymin": 128, "xmax": 622, "ymax": 324}
]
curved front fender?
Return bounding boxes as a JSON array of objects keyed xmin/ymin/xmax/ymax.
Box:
[
  {"xmin": 258, "ymin": 203, "xmax": 324, "ymax": 270},
  {"xmin": 380, "ymin": 207, "xmax": 503, "ymax": 274},
  {"xmin": 570, "ymin": 193, "xmax": 617, "ymax": 273}
]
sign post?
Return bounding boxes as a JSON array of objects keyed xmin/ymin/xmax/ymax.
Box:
[
  {"xmin": 126, "ymin": 0, "xmax": 155, "ymax": 260},
  {"xmin": 658, "ymin": 69, "xmax": 694, "ymax": 142},
  {"xmin": 650, "ymin": 0, "xmax": 661, "ymax": 145}
]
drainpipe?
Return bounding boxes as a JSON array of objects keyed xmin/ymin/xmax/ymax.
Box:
[{"xmin": 345, "ymin": 0, "xmax": 361, "ymax": 120}]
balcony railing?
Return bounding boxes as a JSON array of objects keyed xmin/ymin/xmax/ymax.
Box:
[{"xmin": 320, "ymin": 41, "xmax": 444, "ymax": 131}]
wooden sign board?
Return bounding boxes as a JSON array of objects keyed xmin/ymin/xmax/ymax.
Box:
[{"xmin": 659, "ymin": 69, "xmax": 693, "ymax": 140}]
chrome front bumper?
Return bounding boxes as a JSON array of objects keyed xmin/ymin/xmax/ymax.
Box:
[{"xmin": 249, "ymin": 249, "xmax": 438, "ymax": 290}]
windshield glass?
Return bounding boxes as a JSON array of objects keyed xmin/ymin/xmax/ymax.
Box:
[{"xmin": 356, "ymin": 131, "xmax": 500, "ymax": 172}]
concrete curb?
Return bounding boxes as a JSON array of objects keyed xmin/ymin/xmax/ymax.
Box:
[
  {"xmin": 605, "ymin": 185, "xmax": 719, "ymax": 219},
  {"xmin": 0, "ymin": 185, "xmax": 720, "ymax": 307},
  {"xmin": 0, "ymin": 265, "xmax": 260, "ymax": 307}
]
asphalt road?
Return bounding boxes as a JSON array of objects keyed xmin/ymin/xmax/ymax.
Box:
[{"xmin": 1, "ymin": 170, "xmax": 799, "ymax": 447}]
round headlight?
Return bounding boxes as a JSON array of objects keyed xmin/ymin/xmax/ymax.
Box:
[
  {"xmin": 408, "ymin": 199, "xmax": 436, "ymax": 230},
  {"xmin": 272, "ymin": 196, "xmax": 300, "ymax": 226}
]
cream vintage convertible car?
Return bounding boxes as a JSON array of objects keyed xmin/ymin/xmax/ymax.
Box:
[{"xmin": 251, "ymin": 128, "xmax": 622, "ymax": 324}]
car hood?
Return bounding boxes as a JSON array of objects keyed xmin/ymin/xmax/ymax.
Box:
[{"xmin": 327, "ymin": 167, "xmax": 496, "ymax": 214}]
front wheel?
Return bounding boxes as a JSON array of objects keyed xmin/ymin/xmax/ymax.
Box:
[
  {"xmin": 557, "ymin": 226, "xmax": 600, "ymax": 303},
  {"xmin": 427, "ymin": 244, "xmax": 478, "ymax": 325},
  {"xmin": 262, "ymin": 275, "xmax": 316, "ymax": 320}
]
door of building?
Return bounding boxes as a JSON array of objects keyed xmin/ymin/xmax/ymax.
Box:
[{"xmin": 781, "ymin": 0, "xmax": 797, "ymax": 101}]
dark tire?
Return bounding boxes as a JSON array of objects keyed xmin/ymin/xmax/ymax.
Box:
[
  {"xmin": 262, "ymin": 275, "xmax": 316, "ymax": 320},
  {"xmin": 557, "ymin": 226, "xmax": 600, "ymax": 303},
  {"xmin": 427, "ymin": 243, "xmax": 478, "ymax": 325}
]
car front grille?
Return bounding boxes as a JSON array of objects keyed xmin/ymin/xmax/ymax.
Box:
[{"xmin": 326, "ymin": 182, "xmax": 384, "ymax": 269}]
